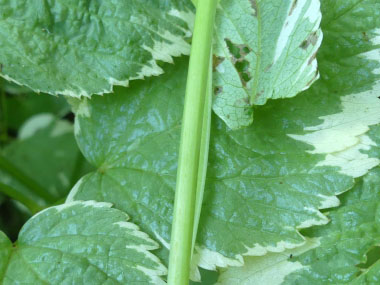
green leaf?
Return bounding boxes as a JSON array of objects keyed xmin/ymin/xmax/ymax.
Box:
[
  {"xmin": 0, "ymin": 114, "xmax": 93, "ymax": 205},
  {"xmin": 190, "ymin": 268, "xmax": 218, "ymax": 285},
  {"xmin": 0, "ymin": 0, "xmax": 193, "ymax": 97},
  {"xmin": 0, "ymin": 201, "xmax": 166, "ymax": 284},
  {"xmin": 0, "ymin": 232, "xmax": 12, "ymax": 278},
  {"xmin": 216, "ymin": 0, "xmax": 380, "ymax": 280},
  {"xmin": 217, "ymin": 126, "xmax": 380, "ymax": 284},
  {"xmin": 212, "ymin": 0, "xmax": 323, "ymax": 129},
  {"xmin": 68, "ymin": 0, "xmax": 380, "ymax": 274},
  {"xmin": 279, "ymin": 126, "xmax": 380, "ymax": 284},
  {"xmin": 68, "ymin": 48, "xmax": 379, "ymax": 276},
  {"xmin": 218, "ymin": 164, "xmax": 380, "ymax": 285}
]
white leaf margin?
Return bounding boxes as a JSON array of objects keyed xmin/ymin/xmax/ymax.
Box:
[
  {"xmin": 288, "ymin": 51, "xmax": 380, "ymax": 178},
  {"xmin": 216, "ymin": 238, "xmax": 320, "ymax": 285},
  {"xmin": 0, "ymin": 8, "xmax": 194, "ymax": 98},
  {"xmin": 196, "ymin": 31, "xmax": 380, "ymax": 282},
  {"xmin": 18, "ymin": 201, "xmax": 168, "ymax": 284}
]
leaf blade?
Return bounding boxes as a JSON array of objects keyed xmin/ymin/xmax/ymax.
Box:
[
  {"xmin": 212, "ymin": 0, "xmax": 323, "ymax": 129},
  {"xmin": 0, "ymin": 0, "xmax": 193, "ymax": 97},
  {"xmin": 0, "ymin": 201, "xmax": 166, "ymax": 284}
]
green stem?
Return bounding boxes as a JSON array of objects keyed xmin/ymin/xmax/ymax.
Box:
[
  {"xmin": 167, "ymin": 0, "xmax": 217, "ymax": 284},
  {"xmin": 0, "ymin": 182, "xmax": 43, "ymax": 214},
  {"xmin": 191, "ymin": 53, "xmax": 213, "ymax": 254},
  {"xmin": 0, "ymin": 155, "xmax": 55, "ymax": 203}
]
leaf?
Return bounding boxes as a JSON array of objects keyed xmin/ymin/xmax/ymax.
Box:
[
  {"xmin": 0, "ymin": 201, "xmax": 166, "ymax": 284},
  {"xmin": 215, "ymin": 0, "xmax": 380, "ymax": 280},
  {"xmin": 190, "ymin": 268, "xmax": 219, "ymax": 285},
  {"xmin": 217, "ymin": 126, "xmax": 380, "ymax": 284},
  {"xmin": 0, "ymin": 232, "xmax": 12, "ymax": 278},
  {"xmin": 68, "ymin": 32, "xmax": 380, "ymax": 274},
  {"xmin": 278, "ymin": 126, "xmax": 380, "ymax": 284},
  {"xmin": 216, "ymin": 129, "xmax": 380, "ymax": 284},
  {"xmin": 0, "ymin": 114, "xmax": 93, "ymax": 204},
  {"xmin": 0, "ymin": 0, "xmax": 193, "ymax": 97},
  {"xmin": 68, "ymin": 0, "xmax": 380, "ymax": 274},
  {"xmin": 212, "ymin": 0, "xmax": 323, "ymax": 129}
]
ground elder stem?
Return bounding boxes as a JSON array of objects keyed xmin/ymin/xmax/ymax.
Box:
[{"xmin": 167, "ymin": 0, "xmax": 217, "ymax": 284}]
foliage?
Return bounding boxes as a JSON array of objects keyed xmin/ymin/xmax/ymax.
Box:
[{"xmin": 0, "ymin": 0, "xmax": 380, "ymax": 284}]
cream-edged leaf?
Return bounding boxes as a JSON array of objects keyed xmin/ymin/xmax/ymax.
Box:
[
  {"xmin": 212, "ymin": 0, "xmax": 380, "ymax": 280},
  {"xmin": 283, "ymin": 164, "xmax": 380, "ymax": 284},
  {"xmin": 0, "ymin": 201, "xmax": 166, "ymax": 284},
  {"xmin": 0, "ymin": 0, "xmax": 193, "ymax": 97},
  {"xmin": 0, "ymin": 114, "xmax": 92, "ymax": 205},
  {"xmin": 212, "ymin": 0, "xmax": 322, "ymax": 129}
]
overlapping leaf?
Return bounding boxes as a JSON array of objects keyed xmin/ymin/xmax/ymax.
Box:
[
  {"xmin": 0, "ymin": 201, "xmax": 166, "ymax": 284},
  {"xmin": 0, "ymin": 114, "xmax": 92, "ymax": 205},
  {"xmin": 212, "ymin": 0, "xmax": 322, "ymax": 129},
  {"xmin": 0, "ymin": 0, "xmax": 193, "ymax": 96}
]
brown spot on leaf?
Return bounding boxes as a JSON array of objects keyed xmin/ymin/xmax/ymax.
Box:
[
  {"xmin": 289, "ymin": 0, "xmax": 298, "ymax": 16},
  {"xmin": 306, "ymin": 76, "xmax": 316, "ymax": 87},
  {"xmin": 362, "ymin": 31, "xmax": 369, "ymax": 42},
  {"xmin": 243, "ymin": 97, "xmax": 250, "ymax": 105},
  {"xmin": 300, "ymin": 32, "xmax": 319, "ymax": 49},
  {"xmin": 308, "ymin": 51, "xmax": 317, "ymax": 65},
  {"xmin": 255, "ymin": 90, "xmax": 264, "ymax": 100},
  {"xmin": 213, "ymin": 55, "xmax": 225, "ymax": 71},
  {"xmin": 214, "ymin": 86, "xmax": 223, "ymax": 95},
  {"xmin": 300, "ymin": 40, "xmax": 308, "ymax": 49},
  {"xmin": 305, "ymin": 70, "xmax": 319, "ymax": 86},
  {"xmin": 250, "ymin": 0, "xmax": 258, "ymax": 17},
  {"xmin": 265, "ymin": 63, "xmax": 273, "ymax": 72}
]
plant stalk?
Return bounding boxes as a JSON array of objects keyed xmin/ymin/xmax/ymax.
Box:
[
  {"xmin": 167, "ymin": 0, "xmax": 217, "ymax": 284},
  {"xmin": 191, "ymin": 53, "xmax": 213, "ymax": 255},
  {"xmin": 0, "ymin": 155, "xmax": 55, "ymax": 203}
]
